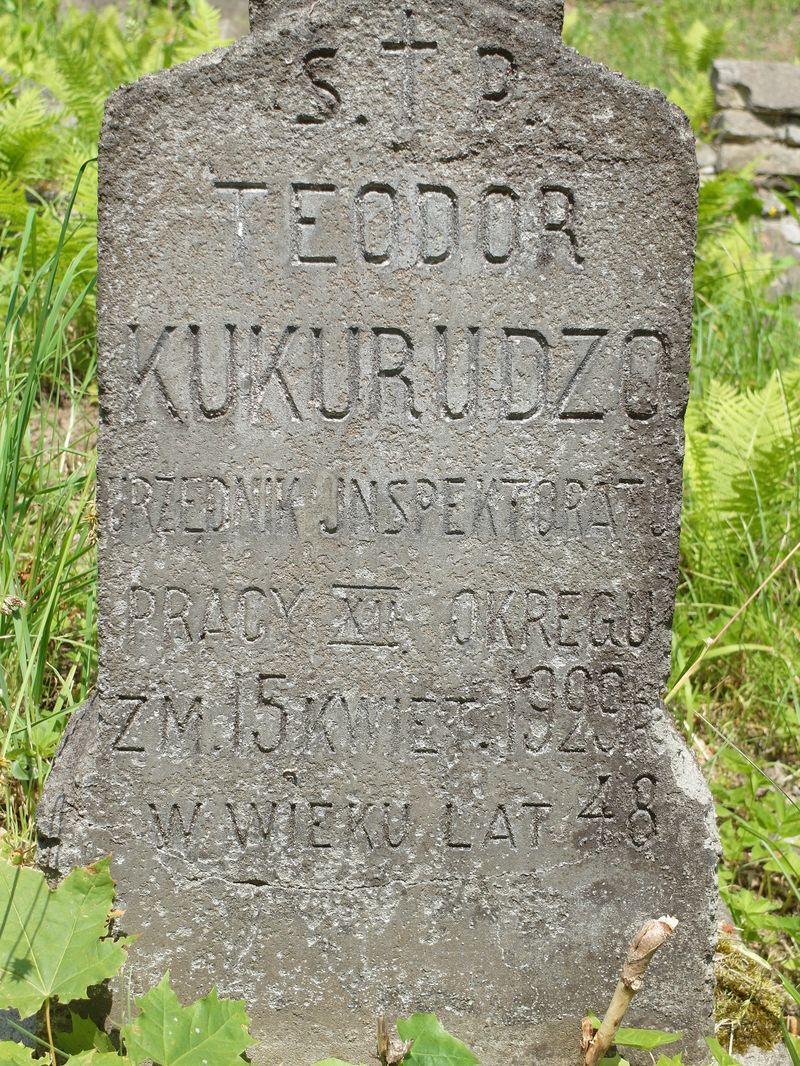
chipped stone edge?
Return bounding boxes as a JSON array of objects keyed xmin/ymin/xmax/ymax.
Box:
[{"xmin": 37, "ymin": 692, "xmax": 100, "ymax": 880}]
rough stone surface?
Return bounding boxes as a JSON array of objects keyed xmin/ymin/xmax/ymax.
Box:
[
  {"xmin": 739, "ymin": 1045, "xmax": 794, "ymax": 1066},
  {"xmin": 39, "ymin": 1, "xmax": 719, "ymax": 1063},
  {"xmin": 0, "ymin": 1011, "xmax": 36, "ymax": 1047},
  {"xmin": 712, "ymin": 59, "xmax": 800, "ymax": 115}
]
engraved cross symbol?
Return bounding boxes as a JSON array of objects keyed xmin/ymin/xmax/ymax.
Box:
[{"xmin": 381, "ymin": 7, "xmax": 438, "ymax": 138}]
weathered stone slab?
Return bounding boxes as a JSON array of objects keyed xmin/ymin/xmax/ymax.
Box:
[
  {"xmin": 718, "ymin": 140, "xmax": 800, "ymax": 178},
  {"xmin": 712, "ymin": 59, "xmax": 800, "ymax": 115},
  {"xmin": 712, "ymin": 108, "xmax": 782, "ymax": 141},
  {"xmin": 39, "ymin": 1, "xmax": 719, "ymax": 1063}
]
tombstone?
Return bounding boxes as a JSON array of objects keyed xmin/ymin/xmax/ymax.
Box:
[{"xmin": 38, "ymin": 0, "xmax": 720, "ymax": 1062}]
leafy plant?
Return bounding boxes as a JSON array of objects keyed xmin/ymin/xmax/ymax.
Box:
[
  {"xmin": 707, "ymin": 1037, "xmax": 743, "ymax": 1066},
  {"xmin": 0, "ymin": 0, "xmax": 228, "ymax": 339},
  {"xmin": 0, "ymin": 0, "xmax": 231, "ymax": 855},
  {"xmin": 662, "ymin": 18, "xmax": 728, "ymax": 131},
  {"xmin": 396, "ymin": 1014, "xmax": 479, "ymax": 1066},
  {"xmin": 0, "ymin": 857, "xmax": 131, "ymax": 1020},
  {"xmin": 714, "ymin": 755, "xmax": 800, "ymax": 969},
  {"xmin": 0, "ymin": 0, "xmax": 798, "ymax": 1034},
  {"xmin": 598, "ymin": 1057, "xmax": 690, "ymax": 1066},
  {"xmin": 121, "ymin": 975, "xmax": 252, "ymax": 1066},
  {"xmin": 57, "ymin": 1012, "xmax": 115, "ymax": 1056},
  {"xmin": 563, "ymin": 0, "xmax": 800, "ymax": 125},
  {"xmin": 665, "ymin": 159, "xmax": 800, "ymax": 983},
  {"xmin": 0, "ymin": 170, "xmax": 98, "ymax": 854},
  {"xmin": 312, "ymin": 1014, "xmax": 480, "ymax": 1066},
  {"xmin": 0, "ymin": 856, "xmax": 253, "ymax": 1066},
  {"xmin": 586, "ymin": 1013, "xmax": 682, "ymax": 1052},
  {"xmin": 780, "ymin": 975, "xmax": 800, "ymax": 1066},
  {"xmin": 0, "ymin": 1044, "xmax": 41, "ymax": 1063}
]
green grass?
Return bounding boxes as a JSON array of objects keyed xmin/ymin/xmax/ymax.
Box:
[
  {"xmin": 666, "ymin": 171, "xmax": 800, "ymax": 975},
  {"xmin": 0, "ymin": 0, "xmax": 798, "ymax": 1005},
  {"xmin": 566, "ymin": 0, "xmax": 800, "ymax": 132},
  {"xmin": 566, "ymin": 0, "xmax": 800, "ymax": 79},
  {"xmin": 0, "ymin": 176, "xmax": 97, "ymax": 854},
  {"xmin": 0, "ymin": 0, "xmax": 229, "ymax": 854}
]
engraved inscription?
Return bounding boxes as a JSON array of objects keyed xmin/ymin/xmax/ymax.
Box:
[
  {"xmin": 329, "ymin": 584, "xmax": 401, "ymax": 647},
  {"xmin": 476, "ymin": 46, "xmax": 516, "ymax": 103},
  {"xmin": 354, "ymin": 183, "xmax": 400, "ymax": 263},
  {"xmin": 143, "ymin": 784, "xmax": 658, "ymax": 860},
  {"xmin": 126, "ymin": 584, "xmax": 305, "ymax": 645},
  {"xmin": 104, "ymin": 469, "xmax": 672, "ymax": 544},
  {"xmin": 41, "ymin": 0, "xmax": 713, "ymax": 1043},
  {"xmin": 449, "ymin": 588, "xmax": 658, "ymax": 650},
  {"xmin": 209, "ymin": 177, "xmax": 585, "ymax": 268},
  {"xmin": 295, "ymin": 48, "xmax": 341, "ymax": 125},
  {"xmin": 291, "ymin": 183, "xmax": 338, "ymax": 263},
  {"xmin": 122, "ymin": 322, "xmax": 673, "ymax": 426},
  {"xmin": 541, "ymin": 184, "xmax": 584, "ymax": 267},
  {"xmin": 109, "ymin": 669, "xmax": 657, "ymax": 762},
  {"xmin": 213, "ymin": 181, "xmax": 268, "ymax": 266}
]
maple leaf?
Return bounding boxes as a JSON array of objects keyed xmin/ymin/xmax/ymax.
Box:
[
  {"xmin": 0, "ymin": 857, "xmax": 132, "ymax": 1017},
  {"xmin": 122, "ymin": 973, "xmax": 251, "ymax": 1066},
  {"xmin": 0, "ymin": 1040, "xmax": 37, "ymax": 1064},
  {"xmin": 56, "ymin": 1009, "xmax": 115, "ymax": 1056},
  {"xmin": 396, "ymin": 1015, "xmax": 479, "ymax": 1066}
]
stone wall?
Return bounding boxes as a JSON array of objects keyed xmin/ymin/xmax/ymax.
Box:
[
  {"xmin": 710, "ymin": 59, "xmax": 800, "ymax": 181},
  {"xmin": 704, "ymin": 59, "xmax": 800, "ymax": 289}
]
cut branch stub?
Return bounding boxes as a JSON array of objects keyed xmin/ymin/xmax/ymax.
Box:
[{"xmin": 584, "ymin": 915, "xmax": 679, "ymax": 1066}]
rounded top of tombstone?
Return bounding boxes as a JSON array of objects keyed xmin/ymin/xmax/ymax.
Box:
[{"xmin": 248, "ymin": 0, "xmax": 564, "ymax": 36}]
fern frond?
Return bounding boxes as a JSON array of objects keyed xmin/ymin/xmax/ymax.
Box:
[
  {"xmin": 685, "ymin": 366, "xmax": 800, "ymax": 544},
  {"xmin": 0, "ymin": 88, "xmax": 55, "ymax": 180},
  {"xmin": 174, "ymin": 0, "xmax": 227, "ymax": 61}
]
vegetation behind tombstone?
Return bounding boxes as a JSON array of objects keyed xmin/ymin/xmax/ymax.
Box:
[{"xmin": 0, "ymin": 0, "xmax": 797, "ymax": 1057}]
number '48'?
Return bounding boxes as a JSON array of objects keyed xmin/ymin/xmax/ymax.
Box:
[{"xmin": 578, "ymin": 773, "xmax": 657, "ymax": 847}]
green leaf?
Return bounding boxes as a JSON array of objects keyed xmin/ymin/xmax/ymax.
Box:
[
  {"xmin": 0, "ymin": 857, "xmax": 132, "ymax": 1016},
  {"xmin": 654, "ymin": 1055, "xmax": 686, "ymax": 1066},
  {"xmin": 781, "ymin": 974, "xmax": 800, "ymax": 1008},
  {"xmin": 312, "ymin": 1060, "xmax": 365, "ymax": 1066},
  {"xmin": 706, "ymin": 1037, "xmax": 744, "ymax": 1066},
  {"xmin": 396, "ymin": 1014, "xmax": 479, "ymax": 1066},
  {"xmin": 0, "ymin": 1041, "xmax": 36, "ymax": 1064},
  {"xmin": 56, "ymin": 1010, "xmax": 115, "ymax": 1055},
  {"xmin": 121, "ymin": 972, "xmax": 251, "ymax": 1066},
  {"xmin": 615, "ymin": 1027, "xmax": 682, "ymax": 1050},
  {"xmin": 64, "ymin": 1054, "xmax": 128, "ymax": 1065},
  {"xmin": 781, "ymin": 1023, "xmax": 800, "ymax": 1066},
  {"xmin": 586, "ymin": 1013, "xmax": 681, "ymax": 1051}
]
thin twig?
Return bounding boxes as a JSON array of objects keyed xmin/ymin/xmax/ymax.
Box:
[
  {"xmin": 692, "ymin": 710, "xmax": 800, "ymax": 815},
  {"xmin": 584, "ymin": 916, "xmax": 678, "ymax": 1066}
]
